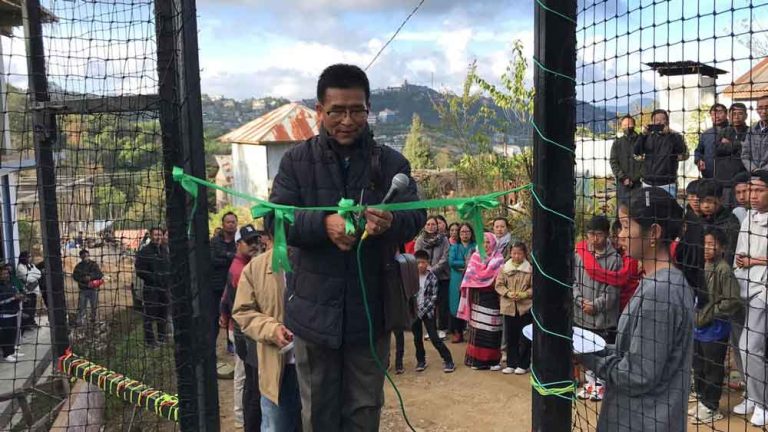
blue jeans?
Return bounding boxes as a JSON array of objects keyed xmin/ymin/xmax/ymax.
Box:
[
  {"xmin": 260, "ymin": 365, "xmax": 301, "ymax": 432},
  {"xmin": 642, "ymin": 181, "xmax": 677, "ymax": 198}
]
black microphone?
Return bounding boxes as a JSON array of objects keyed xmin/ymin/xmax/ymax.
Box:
[{"xmin": 361, "ymin": 173, "xmax": 410, "ymax": 240}]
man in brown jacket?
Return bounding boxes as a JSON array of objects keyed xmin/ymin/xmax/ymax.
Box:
[{"xmin": 233, "ymin": 230, "xmax": 301, "ymax": 431}]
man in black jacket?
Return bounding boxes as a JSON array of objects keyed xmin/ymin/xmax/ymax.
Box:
[
  {"xmin": 609, "ymin": 114, "xmax": 643, "ymax": 203},
  {"xmin": 634, "ymin": 108, "xmax": 689, "ymax": 197},
  {"xmin": 135, "ymin": 227, "xmax": 170, "ymax": 347},
  {"xmin": 270, "ymin": 64, "xmax": 425, "ymax": 431},
  {"xmin": 209, "ymin": 212, "xmax": 238, "ymax": 350},
  {"xmin": 72, "ymin": 249, "xmax": 103, "ymax": 325},
  {"xmin": 715, "ymin": 103, "xmax": 748, "ymax": 205}
]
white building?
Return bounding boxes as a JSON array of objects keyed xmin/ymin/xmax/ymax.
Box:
[
  {"xmin": 218, "ymin": 103, "xmax": 319, "ymax": 206},
  {"xmin": 646, "ymin": 61, "xmax": 728, "ymax": 134}
]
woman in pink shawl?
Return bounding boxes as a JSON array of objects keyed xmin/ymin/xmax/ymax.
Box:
[{"xmin": 458, "ymin": 232, "xmax": 506, "ymax": 369}]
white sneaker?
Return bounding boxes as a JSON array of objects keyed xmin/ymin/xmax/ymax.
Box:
[
  {"xmin": 514, "ymin": 367, "xmax": 529, "ymax": 375},
  {"xmin": 751, "ymin": 406, "xmax": 768, "ymax": 426},
  {"xmin": 688, "ymin": 401, "xmax": 706, "ymax": 417},
  {"xmin": 3, "ymin": 355, "xmax": 17, "ymax": 363},
  {"xmin": 13, "ymin": 352, "xmax": 24, "ymax": 357},
  {"xmin": 489, "ymin": 364, "xmax": 502, "ymax": 371},
  {"xmin": 438, "ymin": 330, "xmax": 447, "ymax": 340},
  {"xmin": 733, "ymin": 399, "xmax": 756, "ymax": 415},
  {"xmin": 501, "ymin": 367, "xmax": 515, "ymax": 374},
  {"xmin": 692, "ymin": 406, "xmax": 723, "ymax": 424}
]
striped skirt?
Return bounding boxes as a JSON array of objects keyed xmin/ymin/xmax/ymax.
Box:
[{"xmin": 464, "ymin": 289, "xmax": 502, "ymax": 368}]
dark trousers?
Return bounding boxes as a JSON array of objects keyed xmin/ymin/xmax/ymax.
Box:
[
  {"xmin": 0, "ymin": 316, "xmax": 17, "ymax": 357},
  {"xmin": 436, "ymin": 279, "xmax": 450, "ymax": 330},
  {"xmin": 294, "ymin": 335, "xmax": 389, "ymax": 432},
  {"xmin": 142, "ymin": 286, "xmax": 168, "ymax": 345},
  {"xmin": 450, "ymin": 316, "xmax": 466, "ymax": 334},
  {"xmin": 412, "ymin": 316, "xmax": 453, "ymax": 364},
  {"xmin": 394, "ymin": 331, "xmax": 405, "ymax": 369},
  {"xmin": 693, "ymin": 338, "xmax": 729, "ymax": 410},
  {"xmin": 21, "ymin": 293, "xmax": 37, "ymax": 328},
  {"xmin": 616, "ymin": 180, "xmax": 640, "ymax": 204},
  {"xmin": 243, "ymin": 360, "xmax": 262, "ymax": 432},
  {"xmin": 504, "ymin": 314, "xmax": 532, "ymax": 369}
]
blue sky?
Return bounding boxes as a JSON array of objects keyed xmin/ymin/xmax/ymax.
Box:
[{"xmin": 1, "ymin": 0, "xmax": 766, "ymax": 105}]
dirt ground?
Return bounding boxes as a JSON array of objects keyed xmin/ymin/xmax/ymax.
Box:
[{"xmin": 215, "ymin": 332, "xmax": 765, "ymax": 432}]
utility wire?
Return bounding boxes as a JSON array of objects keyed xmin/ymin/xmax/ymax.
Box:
[{"xmin": 364, "ymin": 0, "xmax": 426, "ymax": 71}]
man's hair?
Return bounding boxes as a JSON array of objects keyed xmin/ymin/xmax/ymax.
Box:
[
  {"xmin": 414, "ymin": 250, "xmax": 430, "ymax": 261},
  {"xmin": 734, "ymin": 171, "xmax": 750, "ymax": 186},
  {"xmin": 317, "ymin": 64, "xmax": 370, "ymax": 104},
  {"xmin": 619, "ymin": 114, "xmax": 635, "ymax": 123},
  {"xmin": 586, "ymin": 215, "xmax": 610, "ymax": 233},
  {"xmin": 709, "ymin": 103, "xmax": 727, "ymax": 113},
  {"xmin": 221, "ymin": 211, "xmax": 237, "ymax": 223},
  {"xmin": 79, "ymin": 249, "xmax": 89, "ymax": 258},
  {"xmin": 149, "ymin": 226, "xmax": 163, "ymax": 235},
  {"xmin": 696, "ymin": 179, "xmax": 723, "ymax": 200},
  {"xmin": 651, "ymin": 109, "xmax": 669, "ymax": 121},
  {"xmin": 730, "ymin": 102, "xmax": 748, "ymax": 112},
  {"xmin": 704, "ymin": 226, "xmax": 729, "ymax": 250},
  {"xmin": 686, "ymin": 179, "xmax": 701, "ymax": 196}
]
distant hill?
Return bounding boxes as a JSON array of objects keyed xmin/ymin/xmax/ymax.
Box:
[{"xmin": 202, "ymin": 95, "xmax": 290, "ymax": 139}]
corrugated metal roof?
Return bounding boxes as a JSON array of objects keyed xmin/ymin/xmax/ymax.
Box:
[
  {"xmin": 722, "ymin": 58, "xmax": 768, "ymax": 101},
  {"xmin": 217, "ymin": 102, "xmax": 319, "ymax": 145}
]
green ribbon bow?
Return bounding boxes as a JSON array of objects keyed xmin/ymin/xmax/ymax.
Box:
[
  {"xmin": 336, "ymin": 198, "xmax": 358, "ymax": 235},
  {"xmin": 251, "ymin": 203, "xmax": 295, "ymax": 272},
  {"xmin": 456, "ymin": 196, "xmax": 502, "ymax": 259}
]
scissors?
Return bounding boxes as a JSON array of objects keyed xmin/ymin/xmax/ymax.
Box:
[{"xmin": 355, "ymin": 189, "xmax": 366, "ymax": 234}]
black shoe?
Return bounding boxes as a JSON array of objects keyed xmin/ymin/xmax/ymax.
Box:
[
  {"xmin": 395, "ymin": 366, "xmax": 405, "ymax": 375},
  {"xmin": 416, "ymin": 361, "xmax": 427, "ymax": 372},
  {"xmin": 443, "ymin": 361, "xmax": 456, "ymax": 373}
]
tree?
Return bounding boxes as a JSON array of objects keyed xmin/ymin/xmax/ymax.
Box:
[
  {"xmin": 736, "ymin": 16, "xmax": 768, "ymax": 57},
  {"xmin": 402, "ymin": 114, "xmax": 434, "ymax": 169}
]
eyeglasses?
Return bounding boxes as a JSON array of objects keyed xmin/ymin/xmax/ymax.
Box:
[{"xmin": 325, "ymin": 106, "xmax": 369, "ymax": 121}]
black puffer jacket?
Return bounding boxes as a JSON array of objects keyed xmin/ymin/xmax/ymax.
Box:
[
  {"xmin": 634, "ymin": 130, "xmax": 688, "ymax": 186},
  {"xmin": 135, "ymin": 243, "xmax": 170, "ymax": 290},
  {"xmin": 210, "ymin": 234, "xmax": 236, "ymax": 294},
  {"xmin": 270, "ymin": 129, "xmax": 425, "ymax": 348}
]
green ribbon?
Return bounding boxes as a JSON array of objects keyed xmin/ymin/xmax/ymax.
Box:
[
  {"xmin": 456, "ymin": 195, "xmax": 503, "ymax": 259},
  {"xmin": 337, "ymin": 198, "xmax": 358, "ymax": 235},
  {"xmin": 172, "ymin": 167, "xmax": 533, "ymax": 273}
]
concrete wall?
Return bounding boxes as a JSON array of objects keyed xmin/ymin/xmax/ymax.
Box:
[{"xmin": 231, "ymin": 143, "xmax": 268, "ymax": 206}]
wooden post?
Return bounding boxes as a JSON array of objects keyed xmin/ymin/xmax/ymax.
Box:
[{"xmin": 531, "ymin": 1, "xmax": 577, "ymax": 431}]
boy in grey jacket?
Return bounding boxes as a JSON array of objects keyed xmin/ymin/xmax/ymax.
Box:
[{"xmin": 574, "ymin": 215, "xmax": 622, "ymax": 401}]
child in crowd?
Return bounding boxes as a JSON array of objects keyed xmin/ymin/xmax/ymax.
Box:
[
  {"xmin": 697, "ymin": 179, "xmax": 741, "ymax": 264},
  {"xmin": 689, "ymin": 227, "xmax": 743, "ymax": 424},
  {"xmin": 494, "ymin": 242, "xmax": 532, "ymax": 375},
  {"xmin": 409, "ymin": 250, "xmax": 455, "ymax": 373},
  {"xmin": 732, "ymin": 171, "xmax": 750, "ymax": 224},
  {"xmin": 574, "ymin": 215, "xmax": 622, "ymax": 401}
]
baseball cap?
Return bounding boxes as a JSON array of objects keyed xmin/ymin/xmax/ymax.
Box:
[{"xmin": 236, "ymin": 224, "xmax": 259, "ymax": 243}]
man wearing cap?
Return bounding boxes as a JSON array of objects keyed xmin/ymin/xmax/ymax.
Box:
[
  {"xmin": 135, "ymin": 227, "xmax": 170, "ymax": 347},
  {"xmin": 220, "ymin": 224, "xmax": 263, "ymax": 430},
  {"xmin": 742, "ymin": 95, "xmax": 768, "ymax": 173},
  {"xmin": 732, "ymin": 169, "xmax": 768, "ymax": 426},
  {"xmin": 72, "ymin": 249, "xmax": 104, "ymax": 325}
]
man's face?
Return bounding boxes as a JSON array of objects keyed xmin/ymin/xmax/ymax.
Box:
[
  {"xmin": 151, "ymin": 229, "xmax": 163, "ymax": 245},
  {"xmin": 731, "ymin": 109, "xmax": 747, "ymax": 126},
  {"xmin": 699, "ymin": 196, "xmax": 721, "ymax": 217},
  {"xmin": 222, "ymin": 215, "xmax": 238, "ymax": 235},
  {"xmin": 620, "ymin": 118, "xmax": 635, "ymax": 132},
  {"xmin": 316, "ymin": 88, "xmax": 369, "ymax": 145},
  {"xmin": 751, "ymin": 179, "xmax": 768, "ymax": 212},
  {"xmin": 652, "ymin": 113, "xmax": 667, "ymax": 125},
  {"xmin": 712, "ymin": 107, "xmax": 728, "ymax": 124},
  {"xmin": 758, "ymin": 98, "xmax": 768, "ymax": 122},
  {"xmin": 238, "ymin": 238, "xmax": 260, "ymax": 257},
  {"xmin": 735, "ymin": 183, "xmax": 750, "ymax": 207},
  {"xmin": 81, "ymin": 253, "xmax": 90, "ymax": 262},
  {"xmin": 587, "ymin": 230, "xmax": 607, "ymax": 251},
  {"xmin": 0, "ymin": 267, "xmax": 9, "ymax": 282}
]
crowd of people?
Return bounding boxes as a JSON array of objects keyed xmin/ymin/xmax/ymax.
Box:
[{"xmin": 590, "ymin": 95, "xmax": 768, "ymax": 429}]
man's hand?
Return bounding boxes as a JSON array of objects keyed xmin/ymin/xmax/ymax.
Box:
[
  {"xmin": 622, "ymin": 178, "xmax": 633, "ymax": 187},
  {"xmin": 507, "ymin": 292, "xmax": 518, "ymax": 301},
  {"xmin": 582, "ymin": 300, "xmax": 595, "ymax": 316},
  {"xmin": 721, "ymin": 138, "xmax": 732, "ymax": 145},
  {"xmin": 697, "ymin": 160, "xmax": 706, "ymax": 171},
  {"xmin": 364, "ymin": 208, "xmax": 393, "ymax": 237},
  {"xmin": 324, "ymin": 214, "xmax": 356, "ymax": 251},
  {"xmin": 274, "ymin": 324, "xmax": 294, "ymax": 348},
  {"xmin": 218, "ymin": 315, "xmax": 228, "ymax": 328}
]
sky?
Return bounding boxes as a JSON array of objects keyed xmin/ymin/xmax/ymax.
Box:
[{"xmin": 1, "ymin": 0, "xmax": 766, "ymax": 105}]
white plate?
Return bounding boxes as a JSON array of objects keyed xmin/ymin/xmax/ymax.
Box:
[{"xmin": 522, "ymin": 324, "xmax": 606, "ymax": 354}]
